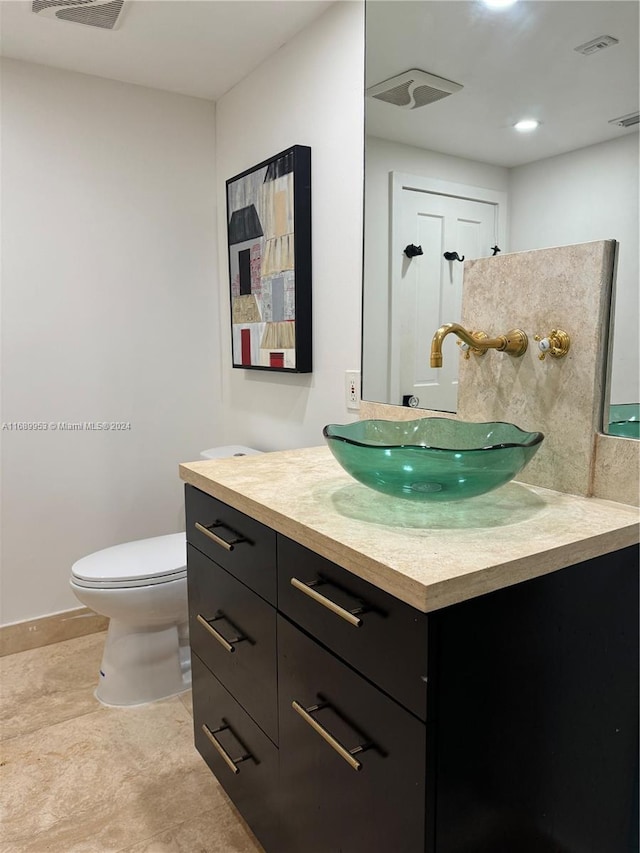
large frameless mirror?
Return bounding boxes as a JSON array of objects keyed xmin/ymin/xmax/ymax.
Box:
[{"xmin": 362, "ymin": 0, "xmax": 639, "ymax": 437}]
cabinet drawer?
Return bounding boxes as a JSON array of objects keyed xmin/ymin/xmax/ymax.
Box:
[
  {"xmin": 185, "ymin": 484, "xmax": 276, "ymax": 604},
  {"xmin": 278, "ymin": 615, "xmax": 427, "ymax": 853},
  {"xmin": 187, "ymin": 543, "xmax": 277, "ymax": 744},
  {"xmin": 278, "ymin": 535, "xmax": 429, "ymax": 720},
  {"xmin": 192, "ymin": 653, "xmax": 280, "ymax": 851}
]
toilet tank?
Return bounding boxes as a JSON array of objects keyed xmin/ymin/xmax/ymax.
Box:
[{"xmin": 200, "ymin": 446, "xmax": 262, "ymax": 460}]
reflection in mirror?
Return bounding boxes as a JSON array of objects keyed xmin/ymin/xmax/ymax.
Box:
[{"xmin": 362, "ymin": 0, "xmax": 639, "ymax": 435}]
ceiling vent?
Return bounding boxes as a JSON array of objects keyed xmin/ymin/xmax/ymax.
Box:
[
  {"xmin": 608, "ymin": 111, "xmax": 640, "ymax": 128},
  {"xmin": 31, "ymin": 0, "xmax": 126, "ymax": 30},
  {"xmin": 366, "ymin": 69, "xmax": 463, "ymax": 110},
  {"xmin": 574, "ymin": 35, "xmax": 619, "ymax": 55}
]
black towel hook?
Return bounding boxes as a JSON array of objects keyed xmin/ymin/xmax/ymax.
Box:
[
  {"xmin": 443, "ymin": 251, "xmax": 465, "ymax": 262},
  {"xmin": 404, "ymin": 244, "xmax": 424, "ymax": 258}
]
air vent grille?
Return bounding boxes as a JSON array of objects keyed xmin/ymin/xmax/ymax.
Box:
[
  {"xmin": 373, "ymin": 80, "xmax": 413, "ymax": 108},
  {"xmin": 367, "ymin": 69, "xmax": 463, "ymax": 110},
  {"xmin": 574, "ymin": 35, "xmax": 619, "ymax": 55},
  {"xmin": 33, "ymin": 0, "xmax": 92, "ymax": 10},
  {"xmin": 413, "ymin": 84, "xmax": 453, "ymax": 108},
  {"xmin": 32, "ymin": 0, "xmax": 126, "ymax": 29},
  {"xmin": 608, "ymin": 112, "xmax": 640, "ymax": 128}
]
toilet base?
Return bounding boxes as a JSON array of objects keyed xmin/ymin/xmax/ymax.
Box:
[{"xmin": 95, "ymin": 618, "xmax": 191, "ymax": 707}]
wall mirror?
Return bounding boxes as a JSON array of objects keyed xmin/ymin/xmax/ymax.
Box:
[{"xmin": 362, "ymin": 0, "xmax": 639, "ymax": 437}]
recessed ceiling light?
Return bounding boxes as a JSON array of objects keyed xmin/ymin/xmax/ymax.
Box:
[
  {"xmin": 514, "ymin": 119, "xmax": 540, "ymax": 132},
  {"xmin": 482, "ymin": 0, "xmax": 517, "ymax": 8}
]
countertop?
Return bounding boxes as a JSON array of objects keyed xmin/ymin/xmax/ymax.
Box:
[{"xmin": 179, "ymin": 446, "xmax": 639, "ymax": 613}]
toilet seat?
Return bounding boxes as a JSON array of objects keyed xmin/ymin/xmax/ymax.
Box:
[
  {"xmin": 70, "ymin": 569, "xmax": 186, "ymax": 590},
  {"xmin": 71, "ymin": 532, "xmax": 186, "ymax": 590}
]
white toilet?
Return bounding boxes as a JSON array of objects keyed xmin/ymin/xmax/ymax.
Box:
[
  {"xmin": 70, "ymin": 445, "xmax": 262, "ymax": 707},
  {"xmin": 70, "ymin": 533, "xmax": 189, "ymax": 706}
]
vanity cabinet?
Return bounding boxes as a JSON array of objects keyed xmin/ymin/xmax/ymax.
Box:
[
  {"xmin": 185, "ymin": 486, "xmax": 281, "ymax": 850},
  {"xmin": 184, "ymin": 483, "xmax": 639, "ymax": 853}
]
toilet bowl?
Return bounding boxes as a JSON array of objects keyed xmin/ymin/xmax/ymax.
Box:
[
  {"xmin": 70, "ymin": 533, "xmax": 189, "ymax": 706},
  {"xmin": 70, "ymin": 446, "xmax": 262, "ymax": 707}
]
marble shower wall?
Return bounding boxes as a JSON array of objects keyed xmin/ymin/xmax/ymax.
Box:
[{"xmin": 456, "ymin": 240, "xmax": 616, "ymax": 496}]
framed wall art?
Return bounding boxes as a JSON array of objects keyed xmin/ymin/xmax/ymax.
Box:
[{"xmin": 226, "ymin": 145, "xmax": 312, "ymax": 373}]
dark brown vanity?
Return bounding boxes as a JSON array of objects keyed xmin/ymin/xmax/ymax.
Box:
[{"xmin": 183, "ymin": 473, "xmax": 638, "ymax": 853}]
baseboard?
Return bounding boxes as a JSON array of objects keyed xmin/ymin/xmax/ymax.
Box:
[{"xmin": 0, "ymin": 607, "xmax": 108, "ymax": 657}]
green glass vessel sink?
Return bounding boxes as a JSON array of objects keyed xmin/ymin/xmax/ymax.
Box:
[
  {"xmin": 323, "ymin": 418, "xmax": 544, "ymax": 502},
  {"xmin": 608, "ymin": 404, "xmax": 640, "ymax": 439}
]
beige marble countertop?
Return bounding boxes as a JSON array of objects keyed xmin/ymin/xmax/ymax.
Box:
[{"xmin": 179, "ymin": 446, "xmax": 639, "ymax": 613}]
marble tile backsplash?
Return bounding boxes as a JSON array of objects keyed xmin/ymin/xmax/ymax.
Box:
[
  {"xmin": 592, "ymin": 433, "xmax": 640, "ymax": 506},
  {"xmin": 456, "ymin": 240, "xmax": 615, "ymax": 496}
]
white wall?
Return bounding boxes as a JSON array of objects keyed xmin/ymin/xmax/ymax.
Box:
[
  {"xmin": 509, "ymin": 134, "xmax": 639, "ymax": 405},
  {"xmin": 0, "ymin": 59, "xmax": 218, "ymax": 624},
  {"xmin": 362, "ymin": 135, "xmax": 509, "ymax": 402},
  {"xmin": 214, "ymin": 1, "xmax": 365, "ymax": 451}
]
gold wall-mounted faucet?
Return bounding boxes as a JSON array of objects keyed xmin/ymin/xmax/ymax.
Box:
[{"xmin": 430, "ymin": 323, "xmax": 528, "ymax": 368}]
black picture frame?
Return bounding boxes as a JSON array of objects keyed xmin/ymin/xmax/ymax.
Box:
[{"xmin": 226, "ymin": 145, "xmax": 312, "ymax": 373}]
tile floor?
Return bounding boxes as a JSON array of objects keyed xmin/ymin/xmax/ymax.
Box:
[{"xmin": 0, "ymin": 632, "xmax": 264, "ymax": 853}]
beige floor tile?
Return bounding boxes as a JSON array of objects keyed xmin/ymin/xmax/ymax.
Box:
[
  {"xmin": 0, "ymin": 632, "xmax": 106, "ymax": 742},
  {"xmin": 116, "ymin": 805, "xmax": 264, "ymax": 853},
  {"xmin": 0, "ymin": 697, "xmax": 222, "ymax": 853}
]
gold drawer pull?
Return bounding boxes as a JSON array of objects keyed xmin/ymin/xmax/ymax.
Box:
[
  {"xmin": 201, "ymin": 723, "xmax": 251, "ymax": 775},
  {"xmin": 292, "ymin": 700, "xmax": 368, "ymax": 772},
  {"xmin": 196, "ymin": 614, "xmax": 245, "ymax": 653},
  {"xmin": 290, "ymin": 577, "xmax": 364, "ymax": 627},
  {"xmin": 194, "ymin": 521, "xmax": 247, "ymax": 552}
]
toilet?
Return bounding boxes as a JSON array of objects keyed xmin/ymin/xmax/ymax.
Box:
[{"xmin": 70, "ymin": 445, "xmax": 262, "ymax": 706}]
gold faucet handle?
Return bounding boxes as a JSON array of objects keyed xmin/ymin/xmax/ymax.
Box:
[
  {"xmin": 456, "ymin": 339, "xmax": 471, "ymax": 360},
  {"xmin": 534, "ymin": 329, "xmax": 571, "ymax": 360},
  {"xmin": 456, "ymin": 331, "xmax": 489, "ymax": 359}
]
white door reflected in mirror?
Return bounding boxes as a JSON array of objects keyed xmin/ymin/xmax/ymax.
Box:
[{"xmin": 393, "ymin": 187, "xmax": 498, "ymax": 411}]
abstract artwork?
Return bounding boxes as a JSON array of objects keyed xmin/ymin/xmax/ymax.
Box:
[{"xmin": 226, "ymin": 145, "xmax": 312, "ymax": 372}]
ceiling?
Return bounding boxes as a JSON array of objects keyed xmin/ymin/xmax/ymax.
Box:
[
  {"xmin": 366, "ymin": 0, "xmax": 639, "ymax": 168},
  {"xmin": 0, "ymin": 0, "xmax": 334, "ymax": 101},
  {"xmin": 1, "ymin": 1, "xmax": 637, "ymax": 163}
]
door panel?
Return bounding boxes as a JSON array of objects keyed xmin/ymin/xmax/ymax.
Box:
[
  {"xmin": 393, "ymin": 186, "xmax": 499, "ymax": 410},
  {"xmin": 277, "ymin": 615, "xmax": 427, "ymax": 853},
  {"xmin": 187, "ymin": 544, "xmax": 278, "ymax": 743},
  {"xmin": 191, "ymin": 653, "xmax": 281, "ymax": 851}
]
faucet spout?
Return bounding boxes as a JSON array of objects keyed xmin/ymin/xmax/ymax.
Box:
[
  {"xmin": 430, "ymin": 323, "xmax": 528, "ymax": 368},
  {"xmin": 430, "ymin": 323, "xmax": 479, "ymax": 367}
]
